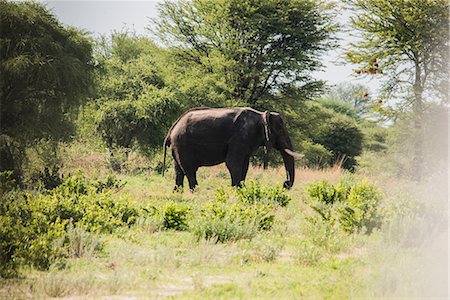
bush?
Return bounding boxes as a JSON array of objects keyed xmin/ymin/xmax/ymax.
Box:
[
  {"xmin": 0, "ymin": 174, "xmax": 143, "ymax": 277},
  {"xmin": 298, "ymin": 141, "xmax": 334, "ymax": 168},
  {"xmin": 160, "ymin": 203, "xmax": 190, "ymax": 231},
  {"xmin": 0, "ymin": 192, "xmax": 67, "ymax": 277},
  {"xmin": 314, "ymin": 114, "xmax": 363, "ymax": 170},
  {"xmin": 192, "ymin": 192, "xmax": 275, "ymax": 243},
  {"xmin": 94, "ymin": 175, "xmax": 126, "ymax": 193},
  {"xmin": 0, "ymin": 170, "xmax": 16, "ymax": 196},
  {"xmin": 305, "ymin": 177, "xmax": 383, "ymax": 234},
  {"xmin": 236, "ymin": 181, "xmax": 291, "ymax": 207},
  {"xmin": 338, "ymin": 180, "xmax": 383, "ymax": 234}
]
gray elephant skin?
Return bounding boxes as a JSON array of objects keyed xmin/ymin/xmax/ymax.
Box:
[{"xmin": 162, "ymin": 107, "xmax": 303, "ymax": 191}]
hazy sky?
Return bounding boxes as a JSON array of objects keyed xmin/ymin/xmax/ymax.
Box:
[{"xmin": 43, "ymin": 0, "xmax": 381, "ymax": 94}]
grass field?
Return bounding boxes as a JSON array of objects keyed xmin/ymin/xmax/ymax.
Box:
[{"xmin": 0, "ymin": 158, "xmax": 446, "ymax": 299}]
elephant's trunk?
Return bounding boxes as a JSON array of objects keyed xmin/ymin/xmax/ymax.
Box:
[{"xmin": 280, "ymin": 150, "xmax": 295, "ymax": 189}]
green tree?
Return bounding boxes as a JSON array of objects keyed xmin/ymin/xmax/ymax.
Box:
[
  {"xmin": 154, "ymin": 0, "xmax": 337, "ymax": 107},
  {"xmin": 0, "ymin": 1, "xmax": 94, "ymax": 179},
  {"xmin": 92, "ymin": 32, "xmax": 180, "ymax": 158},
  {"xmin": 344, "ymin": 0, "xmax": 449, "ymax": 179}
]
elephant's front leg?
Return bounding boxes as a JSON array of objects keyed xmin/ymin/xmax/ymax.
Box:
[{"xmin": 225, "ymin": 153, "xmax": 247, "ymax": 187}]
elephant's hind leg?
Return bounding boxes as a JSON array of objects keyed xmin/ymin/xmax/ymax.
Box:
[{"xmin": 174, "ymin": 160, "xmax": 185, "ymax": 191}]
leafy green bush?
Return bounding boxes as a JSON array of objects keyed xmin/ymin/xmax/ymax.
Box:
[
  {"xmin": 0, "ymin": 174, "xmax": 143, "ymax": 277},
  {"xmin": 0, "ymin": 192, "xmax": 67, "ymax": 277},
  {"xmin": 160, "ymin": 203, "xmax": 190, "ymax": 231},
  {"xmin": 94, "ymin": 175, "xmax": 126, "ymax": 193},
  {"xmin": 192, "ymin": 196, "xmax": 275, "ymax": 243},
  {"xmin": 305, "ymin": 177, "xmax": 383, "ymax": 234},
  {"xmin": 298, "ymin": 140, "xmax": 334, "ymax": 168},
  {"xmin": 338, "ymin": 180, "xmax": 383, "ymax": 234},
  {"xmin": 314, "ymin": 114, "xmax": 363, "ymax": 170},
  {"xmin": 307, "ymin": 180, "xmax": 348, "ymax": 205},
  {"xmin": 236, "ymin": 181, "xmax": 291, "ymax": 207},
  {"xmin": 0, "ymin": 170, "xmax": 16, "ymax": 195}
]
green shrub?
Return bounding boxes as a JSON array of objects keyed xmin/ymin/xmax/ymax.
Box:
[
  {"xmin": 0, "ymin": 170, "xmax": 16, "ymax": 196},
  {"xmin": 307, "ymin": 180, "xmax": 348, "ymax": 205},
  {"xmin": 94, "ymin": 175, "xmax": 126, "ymax": 193},
  {"xmin": 314, "ymin": 114, "xmax": 363, "ymax": 170},
  {"xmin": 338, "ymin": 180, "xmax": 383, "ymax": 234},
  {"xmin": 305, "ymin": 177, "xmax": 383, "ymax": 234},
  {"xmin": 236, "ymin": 181, "xmax": 291, "ymax": 207},
  {"xmin": 298, "ymin": 140, "xmax": 334, "ymax": 168},
  {"xmin": 0, "ymin": 192, "xmax": 67, "ymax": 277},
  {"xmin": 0, "ymin": 174, "xmax": 143, "ymax": 277},
  {"xmin": 160, "ymin": 203, "xmax": 190, "ymax": 231},
  {"xmin": 192, "ymin": 197, "xmax": 274, "ymax": 243}
]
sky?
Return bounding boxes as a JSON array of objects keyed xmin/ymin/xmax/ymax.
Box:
[{"xmin": 43, "ymin": 0, "xmax": 382, "ymax": 95}]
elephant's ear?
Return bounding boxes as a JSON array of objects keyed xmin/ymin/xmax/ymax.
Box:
[{"xmin": 262, "ymin": 111, "xmax": 272, "ymax": 147}]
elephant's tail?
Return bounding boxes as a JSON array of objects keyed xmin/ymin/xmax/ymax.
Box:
[{"xmin": 162, "ymin": 136, "xmax": 170, "ymax": 176}]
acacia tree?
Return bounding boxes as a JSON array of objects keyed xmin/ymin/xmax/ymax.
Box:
[
  {"xmin": 154, "ymin": 0, "xmax": 337, "ymax": 108},
  {"xmin": 0, "ymin": 1, "xmax": 94, "ymax": 179},
  {"xmin": 344, "ymin": 0, "xmax": 449, "ymax": 179}
]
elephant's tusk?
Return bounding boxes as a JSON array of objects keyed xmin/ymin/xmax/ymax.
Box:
[{"xmin": 284, "ymin": 149, "xmax": 304, "ymax": 160}]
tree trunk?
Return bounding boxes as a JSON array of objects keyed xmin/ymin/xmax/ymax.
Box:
[{"xmin": 412, "ymin": 62, "xmax": 424, "ymax": 181}]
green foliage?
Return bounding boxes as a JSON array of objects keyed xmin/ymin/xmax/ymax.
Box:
[
  {"xmin": 314, "ymin": 114, "xmax": 363, "ymax": 170},
  {"xmin": 34, "ymin": 166, "xmax": 65, "ymax": 190},
  {"xmin": 0, "ymin": 175, "xmax": 143, "ymax": 277},
  {"xmin": 155, "ymin": 0, "xmax": 337, "ymax": 105},
  {"xmin": 94, "ymin": 175, "xmax": 126, "ymax": 193},
  {"xmin": 192, "ymin": 186, "xmax": 276, "ymax": 242},
  {"xmin": 360, "ymin": 122, "xmax": 388, "ymax": 152},
  {"xmin": 235, "ymin": 181, "xmax": 291, "ymax": 207},
  {"xmin": 160, "ymin": 203, "xmax": 190, "ymax": 231},
  {"xmin": 97, "ymin": 88, "xmax": 181, "ymax": 152},
  {"xmin": 306, "ymin": 177, "xmax": 383, "ymax": 234},
  {"xmin": 289, "ymin": 102, "xmax": 363, "ymax": 169},
  {"xmin": 92, "ymin": 32, "xmax": 182, "ymax": 154},
  {"xmin": 318, "ymin": 98, "xmax": 359, "ymax": 120},
  {"xmin": 345, "ymin": 0, "xmax": 448, "ymax": 100},
  {"xmin": 308, "ymin": 180, "xmax": 348, "ymax": 205},
  {"xmin": 0, "ymin": 192, "xmax": 67, "ymax": 277},
  {"xmin": 0, "ymin": 171, "xmax": 16, "ymax": 196},
  {"xmin": 0, "ymin": 1, "xmax": 94, "ymax": 178},
  {"xmin": 338, "ymin": 180, "xmax": 383, "ymax": 234},
  {"xmin": 298, "ymin": 140, "xmax": 334, "ymax": 168}
]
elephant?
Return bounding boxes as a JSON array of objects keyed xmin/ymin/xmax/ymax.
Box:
[{"xmin": 162, "ymin": 107, "xmax": 303, "ymax": 191}]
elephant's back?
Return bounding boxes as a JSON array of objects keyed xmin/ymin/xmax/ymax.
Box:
[{"xmin": 170, "ymin": 108, "xmax": 240, "ymax": 142}]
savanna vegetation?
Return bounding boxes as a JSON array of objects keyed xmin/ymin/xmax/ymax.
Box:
[{"xmin": 0, "ymin": 0, "xmax": 448, "ymax": 298}]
